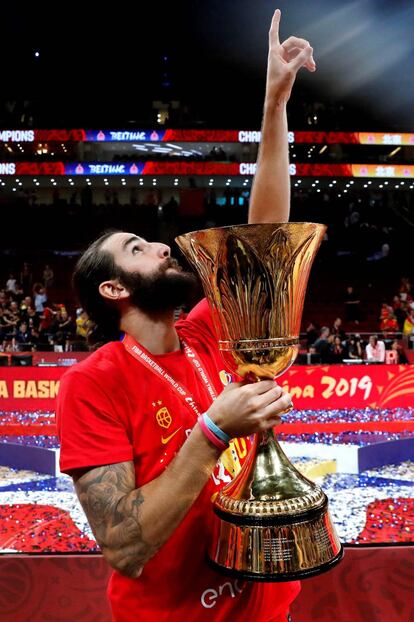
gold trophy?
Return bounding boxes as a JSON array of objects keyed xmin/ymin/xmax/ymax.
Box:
[{"xmin": 176, "ymin": 223, "xmax": 343, "ymax": 581}]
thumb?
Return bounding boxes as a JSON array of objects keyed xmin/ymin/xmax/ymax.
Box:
[{"xmin": 290, "ymin": 45, "xmax": 313, "ymax": 73}]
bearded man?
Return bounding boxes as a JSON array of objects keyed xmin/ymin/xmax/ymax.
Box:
[{"xmin": 57, "ymin": 10, "xmax": 316, "ymax": 621}]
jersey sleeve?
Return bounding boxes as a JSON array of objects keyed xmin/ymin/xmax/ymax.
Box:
[{"xmin": 56, "ymin": 368, "xmax": 133, "ymax": 475}]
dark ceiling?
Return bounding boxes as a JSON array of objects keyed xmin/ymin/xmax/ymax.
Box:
[{"xmin": 2, "ymin": 0, "xmax": 414, "ymax": 129}]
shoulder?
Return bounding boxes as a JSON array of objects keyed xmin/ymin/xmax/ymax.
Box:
[
  {"xmin": 60, "ymin": 341, "xmax": 129, "ymax": 390},
  {"xmin": 176, "ymin": 298, "xmax": 216, "ymax": 340}
]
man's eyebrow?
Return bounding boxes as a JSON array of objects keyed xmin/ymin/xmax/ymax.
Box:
[{"xmin": 122, "ymin": 236, "xmax": 140, "ymax": 251}]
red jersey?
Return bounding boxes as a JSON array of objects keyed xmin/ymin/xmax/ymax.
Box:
[{"xmin": 57, "ymin": 299, "xmax": 300, "ymax": 621}]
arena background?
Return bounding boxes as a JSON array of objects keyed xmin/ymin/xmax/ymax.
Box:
[{"xmin": 1, "ymin": 1, "xmax": 414, "ymax": 621}]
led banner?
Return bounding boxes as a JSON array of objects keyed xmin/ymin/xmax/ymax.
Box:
[
  {"xmin": 83, "ymin": 129, "xmax": 242, "ymax": 142},
  {"xmin": 0, "ymin": 130, "xmax": 86, "ymax": 143},
  {"xmin": 2, "ymin": 161, "xmax": 414, "ymax": 178},
  {"xmin": 2, "ymin": 129, "xmax": 414, "ymax": 145},
  {"xmin": 294, "ymin": 164, "xmax": 414, "ymax": 178},
  {"xmin": 279, "ymin": 364, "xmax": 414, "ymax": 410},
  {"xmin": 81, "ymin": 130, "xmax": 414, "ymax": 145},
  {"xmin": 292, "ymin": 132, "xmax": 414, "ymax": 145},
  {"xmin": 0, "ymin": 367, "xmax": 63, "ymax": 411},
  {"xmin": 0, "ymin": 162, "xmax": 65, "ymax": 175},
  {"xmin": 351, "ymin": 164, "xmax": 414, "ymax": 178},
  {"xmin": 85, "ymin": 130, "xmax": 167, "ymax": 142},
  {"xmin": 1, "ymin": 365, "xmax": 414, "ymax": 413}
]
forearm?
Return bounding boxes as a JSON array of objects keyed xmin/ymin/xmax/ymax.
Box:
[
  {"xmin": 248, "ymin": 101, "xmax": 290, "ymax": 224},
  {"xmin": 75, "ymin": 424, "xmax": 220, "ymax": 577}
]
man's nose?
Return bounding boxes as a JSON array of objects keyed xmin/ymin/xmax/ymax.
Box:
[{"xmin": 153, "ymin": 242, "xmax": 170, "ymax": 258}]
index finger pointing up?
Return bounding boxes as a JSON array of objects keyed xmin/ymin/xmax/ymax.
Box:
[{"xmin": 269, "ymin": 8, "xmax": 281, "ymax": 47}]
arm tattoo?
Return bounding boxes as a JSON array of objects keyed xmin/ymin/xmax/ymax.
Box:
[{"xmin": 74, "ymin": 462, "xmax": 159, "ymax": 578}]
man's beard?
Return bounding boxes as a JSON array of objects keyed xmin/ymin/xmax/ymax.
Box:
[{"xmin": 118, "ymin": 258, "xmax": 198, "ymax": 313}]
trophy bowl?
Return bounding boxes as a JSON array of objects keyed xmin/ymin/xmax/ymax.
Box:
[{"xmin": 176, "ymin": 223, "xmax": 343, "ymax": 581}]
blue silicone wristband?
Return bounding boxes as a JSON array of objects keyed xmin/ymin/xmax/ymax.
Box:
[{"xmin": 202, "ymin": 412, "xmax": 231, "ymax": 445}]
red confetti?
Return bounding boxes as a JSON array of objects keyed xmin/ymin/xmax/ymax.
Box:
[
  {"xmin": 0, "ymin": 505, "xmax": 97, "ymax": 552},
  {"xmin": 353, "ymin": 497, "xmax": 414, "ymax": 543}
]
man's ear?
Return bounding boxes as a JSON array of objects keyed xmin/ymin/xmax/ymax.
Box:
[{"xmin": 98, "ymin": 280, "xmax": 129, "ymax": 302}]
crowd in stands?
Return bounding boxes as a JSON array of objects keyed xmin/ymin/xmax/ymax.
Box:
[
  {"xmin": 0, "ymin": 263, "xmax": 93, "ymax": 353},
  {"xmin": 2, "ymin": 252, "xmax": 414, "ymax": 365},
  {"xmin": 301, "ymin": 277, "xmax": 414, "ymax": 365}
]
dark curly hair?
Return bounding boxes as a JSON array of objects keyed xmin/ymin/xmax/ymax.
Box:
[{"xmin": 72, "ymin": 230, "xmax": 125, "ymax": 348}]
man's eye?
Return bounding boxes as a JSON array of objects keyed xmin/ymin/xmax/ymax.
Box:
[{"xmin": 132, "ymin": 245, "xmax": 142, "ymax": 254}]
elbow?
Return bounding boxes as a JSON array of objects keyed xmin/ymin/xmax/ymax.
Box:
[
  {"xmin": 117, "ymin": 562, "xmax": 145, "ymax": 580},
  {"xmin": 103, "ymin": 547, "xmax": 146, "ymax": 578},
  {"xmin": 102, "ymin": 543, "xmax": 159, "ymax": 579}
]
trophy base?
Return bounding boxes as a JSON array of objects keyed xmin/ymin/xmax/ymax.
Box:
[
  {"xmin": 207, "ymin": 498, "xmax": 343, "ymax": 582},
  {"xmin": 207, "ymin": 546, "xmax": 344, "ymax": 582}
]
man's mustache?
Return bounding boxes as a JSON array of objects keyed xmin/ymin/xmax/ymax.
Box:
[{"xmin": 160, "ymin": 257, "xmax": 183, "ymax": 272}]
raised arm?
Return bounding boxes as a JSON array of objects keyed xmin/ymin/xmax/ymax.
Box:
[{"xmin": 248, "ymin": 9, "xmax": 316, "ymax": 224}]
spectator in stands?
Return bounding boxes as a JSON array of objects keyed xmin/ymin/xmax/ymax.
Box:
[
  {"xmin": 13, "ymin": 283, "xmax": 24, "ymax": 304},
  {"xmin": 76, "ymin": 309, "xmax": 93, "ymax": 340},
  {"xmin": 0, "ymin": 290, "xmax": 7, "ymax": 310},
  {"xmin": 347, "ymin": 335, "xmax": 363, "ymax": 360},
  {"xmin": 5, "ymin": 273, "xmax": 18, "ymax": 294},
  {"xmin": 313, "ymin": 326, "xmax": 331, "ymax": 363},
  {"xmin": 0, "ymin": 308, "xmax": 12, "ymax": 340},
  {"xmin": 4, "ymin": 301, "xmax": 20, "ymax": 332},
  {"xmin": 15, "ymin": 321, "xmax": 35, "ymax": 348},
  {"xmin": 399, "ymin": 276, "xmax": 412, "ymax": 301},
  {"xmin": 305, "ymin": 321, "xmax": 319, "ymax": 349},
  {"xmin": 38, "ymin": 304, "xmax": 55, "ymax": 341},
  {"xmin": 330, "ymin": 335, "xmax": 348, "ymax": 363},
  {"xmin": 42, "ymin": 264, "xmax": 54, "ymax": 288},
  {"xmin": 365, "ymin": 335, "xmax": 385, "ymax": 363},
  {"xmin": 20, "ymin": 295, "xmax": 32, "ymax": 311},
  {"xmin": 331, "ymin": 317, "xmax": 346, "ymax": 341},
  {"xmin": 26, "ymin": 306, "xmax": 40, "ymax": 332},
  {"xmin": 33, "ymin": 284, "xmax": 47, "ymax": 313},
  {"xmin": 54, "ymin": 307, "xmax": 74, "ymax": 340},
  {"xmin": 390, "ymin": 340, "xmax": 408, "ymax": 364},
  {"xmin": 403, "ymin": 308, "xmax": 414, "ymax": 344},
  {"xmin": 20, "ymin": 262, "xmax": 33, "ymax": 292},
  {"xmin": 392, "ymin": 295, "xmax": 406, "ymax": 331},
  {"xmin": 379, "ymin": 303, "xmax": 398, "ymax": 333},
  {"xmin": 19, "ymin": 297, "xmax": 33, "ymax": 323}
]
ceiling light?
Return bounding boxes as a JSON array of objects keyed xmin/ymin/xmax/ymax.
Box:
[{"xmin": 388, "ymin": 146, "xmax": 401, "ymax": 158}]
